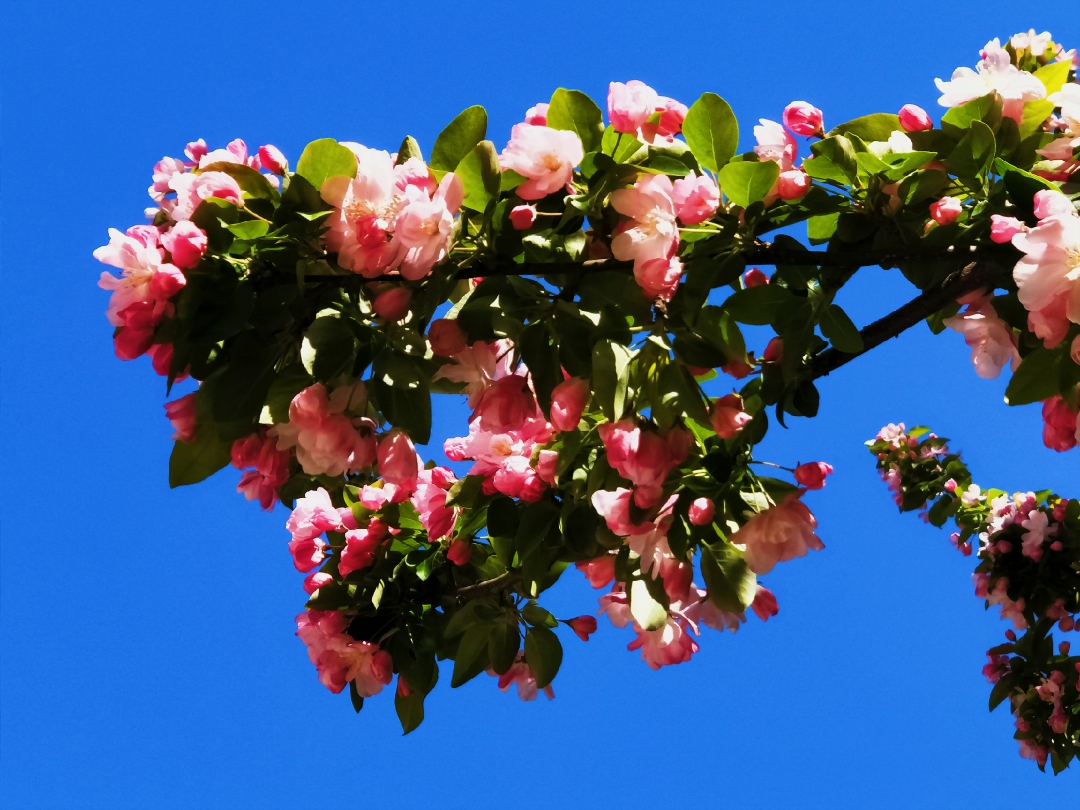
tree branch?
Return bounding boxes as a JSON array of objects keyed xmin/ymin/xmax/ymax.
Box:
[
  {"xmin": 454, "ymin": 572, "xmax": 519, "ymax": 599},
  {"xmin": 809, "ymin": 260, "xmax": 1005, "ymax": 380}
]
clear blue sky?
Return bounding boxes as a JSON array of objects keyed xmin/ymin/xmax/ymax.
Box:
[{"xmin": 2, "ymin": 2, "xmax": 1078, "ymax": 807}]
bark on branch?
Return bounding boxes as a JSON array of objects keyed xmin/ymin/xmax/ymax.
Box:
[
  {"xmin": 454, "ymin": 572, "xmax": 519, "ymax": 599},
  {"xmin": 809, "ymin": 260, "xmax": 1005, "ymax": 380}
]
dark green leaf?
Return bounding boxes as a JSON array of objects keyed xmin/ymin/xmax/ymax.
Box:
[
  {"xmin": 700, "ymin": 540, "xmax": 756, "ymax": 612},
  {"xmin": 820, "ymin": 304, "xmax": 864, "ymax": 353},
  {"xmin": 304, "ymin": 316, "xmax": 358, "ymax": 383},
  {"xmin": 451, "ymin": 624, "xmax": 491, "ymax": 688},
  {"xmin": 1005, "ymin": 347, "xmax": 1063, "ymax": 405},
  {"xmin": 431, "ymin": 106, "xmax": 488, "ymax": 173},
  {"xmin": 168, "ymin": 430, "xmax": 233, "ymax": 487},
  {"xmin": 518, "ymin": 322, "xmax": 560, "ymax": 414},
  {"xmin": 723, "ymin": 285, "xmax": 793, "ymax": 325},
  {"xmin": 717, "ymin": 160, "xmax": 779, "ymax": 208},
  {"xmin": 394, "ymin": 689, "xmax": 424, "ymax": 734},
  {"xmin": 396, "ymin": 135, "xmax": 423, "ymax": 164},
  {"xmin": 524, "ymin": 625, "xmax": 562, "ymax": 689}
]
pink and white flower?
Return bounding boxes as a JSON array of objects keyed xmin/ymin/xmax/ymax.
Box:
[
  {"xmin": 499, "ymin": 124, "xmax": 583, "ymax": 201},
  {"xmin": 270, "ymin": 383, "xmax": 376, "ymax": 477},
  {"xmin": 729, "ymin": 493, "xmax": 824, "ymax": 575},
  {"xmin": 943, "ymin": 291, "xmax": 1020, "ymax": 379},
  {"xmin": 935, "ymin": 40, "xmax": 1046, "ymax": 122},
  {"xmin": 610, "ymin": 174, "xmax": 679, "ymax": 275}
]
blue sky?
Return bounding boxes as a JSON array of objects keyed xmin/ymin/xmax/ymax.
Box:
[{"xmin": 2, "ymin": 1, "xmax": 1079, "ymax": 807}]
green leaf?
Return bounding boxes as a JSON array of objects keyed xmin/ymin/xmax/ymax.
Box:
[
  {"xmin": 518, "ymin": 322, "xmax": 560, "ymax": 414},
  {"xmin": 682, "ymin": 93, "xmax": 738, "ymax": 173},
  {"xmin": 827, "ymin": 113, "xmax": 901, "ymax": 143},
  {"xmin": 1034, "ymin": 60, "xmax": 1072, "ymax": 96},
  {"xmin": 265, "ymin": 363, "xmax": 313, "ymax": 424},
  {"xmin": 1018, "ymin": 99, "xmax": 1056, "ymax": 141},
  {"xmin": 718, "ymin": 160, "xmax": 780, "ymax": 208},
  {"xmin": 941, "ymin": 93, "xmax": 1002, "ymax": 135},
  {"xmin": 303, "ymin": 315, "xmax": 358, "ymax": 383},
  {"xmin": 394, "ymin": 689, "xmax": 424, "ymax": 734},
  {"xmin": 996, "ymin": 158, "xmax": 1055, "ymax": 217},
  {"xmin": 200, "ymin": 162, "xmax": 279, "ymax": 201},
  {"xmin": 396, "ymin": 135, "xmax": 423, "ymax": 165},
  {"xmin": 723, "ymin": 284, "xmax": 793, "ymax": 325},
  {"xmin": 700, "ymin": 540, "xmax": 756, "ymax": 613},
  {"xmin": 546, "ymin": 88, "xmax": 602, "ymax": 154},
  {"xmin": 808, "ymin": 136, "xmax": 858, "ymax": 184},
  {"xmin": 294, "ymin": 138, "xmax": 357, "ymax": 191},
  {"xmin": 943, "ymin": 120, "xmax": 995, "ymax": 178},
  {"xmin": 371, "ymin": 352, "xmax": 432, "ymax": 442},
  {"xmin": 523, "ymin": 625, "xmax": 562, "ymax": 689},
  {"xmin": 1005, "ymin": 347, "xmax": 1063, "ymax": 405},
  {"xmin": 487, "ymin": 621, "xmax": 521, "ymax": 675},
  {"xmin": 451, "ymin": 624, "xmax": 491, "ymax": 688},
  {"xmin": 225, "ymin": 220, "xmax": 269, "ymax": 240},
  {"xmin": 629, "ymin": 578, "xmax": 668, "ymax": 631},
  {"xmin": 591, "ymin": 339, "xmax": 633, "ymax": 420},
  {"xmin": 430, "ymin": 106, "xmax": 488, "ymax": 174},
  {"xmin": 807, "ymin": 212, "xmax": 840, "ymax": 243},
  {"xmin": 168, "ymin": 429, "xmax": 233, "ymax": 487},
  {"xmin": 820, "ymin": 304, "xmax": 864, "ymax": 353},
  {"xmin": 349, "ymin": 680, "xmax": 365, "ymax": 713},
  {"xmin": 455, "ymin": 140, "xmax": 501, "ymax": 213},
  {"xmin": 205, "ymin": 331, "xmax": 278, "ymax": 424}
]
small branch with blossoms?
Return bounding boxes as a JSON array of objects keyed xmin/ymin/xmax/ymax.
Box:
[{"xmin": 94, "ymin": 28, "xmax": 1080, "ymax": 761}]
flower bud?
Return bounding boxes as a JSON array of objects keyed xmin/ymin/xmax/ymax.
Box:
[
  {"xmin": 303, "ymin": 571, "xmax": 334, "ymax": 595},
  {"xmin": 446, "ymin": 539, "xmax": 472, "ymax": 566},
  {"xmin": 257, "ymin": 144, "xmax": 287, "ymax": 174},
  {"xmin": 763, "ymin": 337, "xmax": 783, "ymax": 363},
  {"xmin": 549, "ymin": 377, "xmax": 590, "ymax": 432},
  {"xmin": 794, "ymin": 461, "xmax": 833, "ymax": 490},
  {"xmin": 782, "ymin": 101, "xmax": 824, "ymax": 137},
  {"xmin": 688, "ymin": 497, "xmax": 715, "ymax": 526},
  {"xmin": 929, "ymin": 196, "xmax": 962, "ymax": 225},
  {"xmin": 751, "ymin": 586, "xmax": 779, "ymax": 621},
  {"xmin": 989, "ymin": 215, "xmax": 1026, "ymax": 243},
  {"xmin": 777, "ymin": 169, "xmax": 810, "ymax": 201},
  {"xmin": 427, "ymin": 318, "xmax": 468, "ymax": 356},
  {"xmin": 160, "ymin": 221, "xmax": 207, "ymax": 270},
  {"xmin": 373, "ymin": 287, "xmax": 412, "ymax": 321},
  {"xmin": 524, "ymin": 103, "xmax": 548, "ymax": 126},
  {"xmin": 377, "ymin": 429, "xmax": 419, "ymax": 487},
  {"xmin": 165, "ymin": 392, "xmax": 198, "ymax": 443},
  {"xmin": 608, "ymin": 80, "xmax": 659, "ymax": 134},
  {"xmin": 509, "ymin": 204, "xmax": 538, "ymax": 230},
  {"xmin": 1033, "ymin": 189, "xmax": 1075, "ymax": 220},
  {"xmin": 743, "ymin": 267, "xmax": 770, "ymax": 288},
  {"xmin": 710, "ymin": 393, "xmax": 752, "ymax": 439},
  {"xmin": 898, "ymin": 104, "xmax": 933, "ymax": 132},
  {"xmin": 567, "ymin": 615, "xmax": 598, "ymax": 641}
]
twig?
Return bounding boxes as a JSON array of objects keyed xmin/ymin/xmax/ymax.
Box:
[{"xmin": 455, "ymin": 572, "xmax": 519, "ymax": 599}]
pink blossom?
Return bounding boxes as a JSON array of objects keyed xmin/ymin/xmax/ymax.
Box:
[
  {"xmin": 339, "ymin": 521, "xmax": 389, "ymax": 578},
  {"xmin": 634, "ymin": 256, "xmax": 683, "ymax": 302},
  {"xmin": 524, "ymin": 103, "xmax": 548, "ymax": 126},
  {"xmin": 491, "ymin": 651, "xmax": 554, "ymax": 700},
  {"xmin": 296, "ymin": 610, "xmax": 393, "ymax": 696},
  {"xmin": 1033, "ymin": 189, "xmax": 1075, "ymax": 220},
  {"xmin": 147, "ymin": 342, "xmax": 183, "ymax": 379},
  {"xmin": 286, "ymin": 488, "xmax": 355, "ymax": 543},
  {"xmin": 743, "ymin": 268, "xmax": 769, "ymax": 287},
  {"xmin": 112, "ymin": 305, "xmax": 157, "ymax": 361},
  {"xmin": 598, "ymin": 420, "xmax": 692, "ymax": 508},
  {"xmin": 509, "ymin": 204, "xmax": 537, "ymax": 230},
  {"xmin": 257, "ymin": 144, "xmax": 287, "ymax": 174},
  {"xmin": 1042, "ymin": 396, "xmax": 1078, "ymax": 452},
  {"xmin": 149, "ymin": 265, "xmax": 186, "ymax": 301},
  {"xmin": 394, "ymin": 173, "xmax": 464, "ymax": 280},
  {"xmin": 750, "ymin": 586, "xmax": 779, "ymax": 621},
  {"xmin": 168, "ymin": 171, "xmax": 243, "ymax": 221},
  {"xmin": 627, "ymin": 613, "xmax": 699, "ymax": 670},
  {"xmin": 990, "ymin": 214, "xmax": 1026, "ymax": 243},
  {"xmin": 930, "ymin": 196, "xmax": 963, "ymax": 225},
  {"xmin": 270, "ymin": 384, "xmax": 376, "ymax": 477},
  {"xmin": 149, "ymin": 156, "xmax": 188, "ymax": 201},
  {"xmin": 794, "ymin": 461, "xmax": 833, "ymax": 490},
  {"xmin": 432, "ymin": 339, "xmax": 515, "ymax": 408},
  {"xmin": 982, "ymin": 652, "xmax": 1010, "ymax": 683},
  {"xmin": 1012, "ymin": 206, "xmax": 1080, "ymax": 325},
  {"xmin": 198, "ymin": 138, "xmax": 249, "ymax": 168},
  {"xmin": 640, "ymin": 97, "xmax": 688, "ymax": 144},
  {"xmin": 576, "ymin": 555, "xmax": 616, "ymax": 589},
  {"xmin": 567, "ymin": 616, "xmax": 598, "ymax": 641},
  {"xmin": 160, "ymin": 221, "xmax": 207, "ymax": 270},
  {"xmin": 710, "ymin": 393, "xmax": 752, "ymax": 440},
  {"xmin": 764, "ymin": 337, "xmax": 783, "ymax": 363},
  {"xmin": 782, "ymin": 101, "xmax": 824, "ymax": 137},
  {"xmin": 899, "ymin": 104, "xmax": 933, "ymax": 132},
  {"xmin": 475, "ymin": 374, "xmax": 537, "ymax": 433},
  {"xmin": 671, "ymin": 171, "xmax": 720, "ymax": 225},
  {"xmin": 536, "ymin": 449, "xmax": 558, "ymax": 485},
  {"xmin": 935, "ymin": 41, "xmax": 1046, "ymax": 122},
  {"xmin": 94, "ymin": 225, "xmax": 166, "ymax": 325},
  {"xmin": 754, "ymin": 119, "xmax": 797, "ymax": 170},
  {"xmin": 499, "ymin": 124, "xmax": 583, "ymax": 201},
  {"xmin": 411, "ymin": 466, "xmax": 458, "ymax": 541},
  {"xmin": 608, "ymin": 80, "xmax": 660, "ymax": 134},
  {"xmin": 231, "ymin": 430, "xmax": 290, "ymax": 510},
  {"xmin": 377, "ymin": 429, "xmax": 419, "ymax": 488},
  {"xmin": 591, "ymin": 487, "xmax": 651, "ymax": 537},
  {"xmin": 610, "ymin": 174, "xmax": 679, "ymax": 271},
  {"xmin": 164, "ymin": 393, "xmax": 198, "ymax": 443},
  {"xmin": 289, "ymin": 533, "xmax": 328, "ymax": 573},
  {"xmin": 943, "ymin": 291, "xmax": 1020, "ymax": 379},
  {"xmin": 303, "ymin": 571, "xmax": 334, "ymax": 595},
  {"xmin": 427, "ymin": 319, "xmax": 468, "ymax": 356},
  {"xmin": 372, "ymin": 287, "xmax": 412, "ymax": 321},
  {"xmin": 777, "ymin": 169, "xmax": 810, "ymax": 201},
  {"xmin": 446, "ymin": 539, "xmax": 472, "ymax": 566},
  {"xmin": 1027, "ymin": 296, "xmax": 1071, "ymax": 348},
  {"xmin": 550, "ymin": 377, "xmax": 590, "ymax": 432},
  {"xmin": 688, "ymin": 497, "xmax": 715, "ymax": 526},
  {"xmin": 442, "ymin": 414, "xmax": 553, "ymax": 497},
  {"xmin": 730, "ymin": 493, "xmax": 824, "ymax": 575},
  {"xmin": 1020, "ymin": 510, "xmax": 1054, "ymax": 561},
  {"xmin": 185, "ymin": 139, "xmax": 208, "ymax": 162}
]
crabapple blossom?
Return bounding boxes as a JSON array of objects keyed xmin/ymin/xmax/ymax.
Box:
[
  {"xmin": 270, "ymin": 384, "xmax": 376, "ymax": 477},
  {"xmin": 427, "ymin": 318, "xmax": 468, "ymax": 356},
  {"xmin": 597, "ymin": 420, "xmax": 692, "ymax": 508},
  {"xmin": 990, "ymin": 214, "xmax": 1026, "ymax": 243},
  {"xmin": 490, "ymin": 652, "xmax": 554, "ymax": 701},
  {"xmin": 794, "ymin": 462, "xmax": 833, "ymax": 490},
  {"xmin": 730, "ymin": 493, "xmax": 824, "ymax": 575},
  {"xmin": 257, "ymin": 144, "xmax": 287, "ymax": 174},
  {"xmin": 499, "ymin": 124, "xmax": 583, "ymax": 201},
  {"xmin": 754, "ymin": 119, "xmax": 797, "ymax": 170},
  {"xmin": 160, "ymin": 221, "xmax": 207, "ymax": 270},
  {"xmin": 524, "ymin": 103, "xmax": 548, "ymax": 126},
  {"xmin": 777, "ymin": 169, "xmax": 810, "ymax": 201},
  {"xmin": 943, "ymin": 292, "xmax": 1020, "ymax": 379},
  {"xmin": 899, "ymin": 103, "xmax": 933, "ymax": 132},
  {"xmin": 710, "ymin": 394, "xmax": 751, "ymax": 439},
  {"xmin": 372, "ymin": 287, "xmax": 412, "ymax": 321},
  {"xmin": 782, "ymin": 101, "xmax": 824, "ymax": 137},
  {"xmin": 607, "ymin": 80, "xmax": 660, "ymax": 134},
  {"xmin": 567, "ymin": 616, "xmax": 597, "ymax": 641},
  {"xmin": 688, "ymin": 498, "xmax": 715, "ymax": 526},
  {"xmin": 634, "ymin": 256, "xmax": 683, "ymax": 301},
  {"xmin": 164, "ymin": 393, "xmax": 197, "ymax": 443},
  {"xmin": 549, "ymin": 377, "xmax": 590, "ymax": 432},
  {"xmin": 671, "ymin": 171, "xmax": 720, "ymax": 224},
  {"xmin": 935, "ymin": 39, "xmax": 1046, "ymax": 122},
  {"xmin": 930, "ymin": 196, "xmax": 963, "ymax": 225},
  {"xmin": 743, "ymin": 267, "xmax": 769, "ymax": 287},
  {"xmin": 509, "ymin": 204, "xmax": 537, "ymax": 230},
  {"xmin": 610, "ymin": 174, "xmax": 679, "ymax": 270}
]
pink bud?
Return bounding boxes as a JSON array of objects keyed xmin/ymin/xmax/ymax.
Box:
[
  {"xmin": 524, "ymin": 103, "xmax": 548, "ymax": 126},
  {"xmin": 777, "ymin": 169, "xmax": 810, "ymax": 201},
  {"xmin": 898, "ymin": 104, "xmax": 933, "ymax": 132},
  {"xmin": 944, "ymin": 478, "xmax": 957, "ymax": 492},
  {"xmin": 794, "ymin": 461, "xmax": 833, "ymax": 490},
  {"xmin": 656, "ymin": 97, "xmax": 688, "ymax": 136},
  {"xmin": 257, "ymin": 144, "xmax": 287, "ymax": 174},
  {"xmin": 990, "ymin": 214, "xmax": 1026, "ymax": 243},
  {"xmin": 165, "ymin": 392, "xmax": 198, "ymax": 443},
  {"xmin": 1005, "ymin": 629, "xmax": 1016, "ymax": 641},
  {"xmin": 373, "ymin": 287, "xmax": 412, "ymax": 321},
  {"xmin": 396, "ymin": 675, "xmax": 412, "ymax": 698},
  {"xmin": 150, "ymin": 264, "xmax": 187, "ymax": 300},
  {"xmin": 113, "ymin": 323, "xmax": 155, "ymax": 361},
  {"xmin": 160, "ymin": 221, "xmax": 207, "ymax": 270},
  {"xmin": 688, "ymin": 497, "xmax": 715, "ymax": 526},
  {"xmin": 549, "ymin": 377, "xmax": 590, "ymax": 432},
  {"xmin": 750, "ymin": 586, "xmax": 779, "ymax": 621},
  {"xmin": 608, "ymin": 80, "xmax": 659, "ymax": 134},
  {"xmin": 303, "ymin": 571, "xmax": 334, "ymax": 595},
  {"xmin": 721, "ymin": 358, "xmax": 754, "ymax": 379},
  {"xmin": 567, "ymin": 615, "xmax": 598, "ymax": 641},
  {"xmin": 509, "ymin": 204, "xmax": 538, "ymax": 230},
  {"xmin": 1061, "ymin": 640, "xmax": 1072, "ymax": 654},
  {"xmin": 446, "ymin": 539, "xmax": 472, "ymax": 566},
  {"xmin": 710, "ymin": 393, "xmax": 752, "ymax": 440},
  {"xmin": 782, "ymin": 101, "xmax": 823, "ymax": 137},
  {"xmin": 671, "ymin": 171, "xmax": 720, "ymax": 224},
  {"xmin": 1033, "ymin": 189, "xmax": 1075, "ymax": 220},
  {"xmin": 377, "ymin": 429, "xmax": 419, "ymax": 487},
  {"xmin": 743, "ymin": 268, "xmax": 769, "ymax": 288},
  {"xmin": 763, "ymin": 337, "xmax": 783, "ymax": 363},
  {"xmin": 185, "ymin": 139, "xmax": 208, "ymax": 162},
  {"xmin": 427, "ymin": 318, "xmax": 468, "ymax": 356},
  {"xmin": 929, "ymin": 196, "xmax": 962, "ymax": 225}
]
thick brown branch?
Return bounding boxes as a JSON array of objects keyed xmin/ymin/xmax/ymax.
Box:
[
  {"xmin": 454, "ymin": 572, "xmax": 519, "ymax": 599},
  {"xmin": 810, "ymin": 260, "xmax": 1005, "ymax": 380}
]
